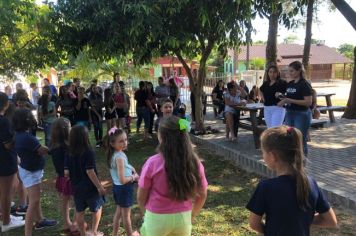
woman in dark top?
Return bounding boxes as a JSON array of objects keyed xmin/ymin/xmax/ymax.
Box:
[
  {"xmin": 212, "ymin": 80, "xmax": 225, "ymax": 117},
  {"xmin": 74, "ymin": 87, "xmax": 92, "ymax": 129},
  {"xmin": 278, "ymin": 61, "xmax": 313, "ymax": 156},
  {"xmin": 112, "ymin": 82, "xmax": 129, "ymax": 130},
  {"xmin": 56, "ymin": 85, "xmax": 76, "ymax": 125},
  {"xmin": 259, "ymin": 65, "xmax": 287, "ymax": 128},
  {"xmin": 168, "ymin": 78, "xmax": 180, "ymax": 115},
  {"xmin": 134, "ymin": 81, "xmax": 151, "ymax": 140},
  {"xmin": 146, "ymin": 82, "xmax": 157, "ymax": 135},
  {"xmin": 104, "ymin": 88, "xmax": 116, "ymax": 131},
  {"xmin": 89, "ymin": 85, "xmax": 104, "ymax": 147}
]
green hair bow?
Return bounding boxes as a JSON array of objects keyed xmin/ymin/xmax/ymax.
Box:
[{"xmin": 178, "ymin": 118, "xmax": 190, "ymax": 131}]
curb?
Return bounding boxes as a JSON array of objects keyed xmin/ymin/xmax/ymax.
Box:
[{"xmin": 190, "ymin": 134, "xmax": 356, "ymax": 212}]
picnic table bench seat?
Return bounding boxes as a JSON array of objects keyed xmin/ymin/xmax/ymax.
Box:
[{"xmin": 318, "ymin": 106, "xmax": 346, "ymax": 113}]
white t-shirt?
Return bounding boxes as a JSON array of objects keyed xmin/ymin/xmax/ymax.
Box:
[{"xmin": 224, "ymin": 91, "xmax": 241, "ymax": 114}]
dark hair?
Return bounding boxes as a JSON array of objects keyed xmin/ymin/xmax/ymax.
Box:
[
  {"xmin": 146, "ymin": 82, "xmax": 155, "ymax": 95},
  {"xmin": 158, "ymin": 76, "xmax": 163, "ymax": 81},
  {"xmin": 0, "ymin": 92, "xmax": 9, "ymax": 112},
  {"xmin": 266, "ymin": 65, "xmax": 281, "ymax": 83},
  {"xmin": 73, "ymin": 78, "xmax": 80, "ymax": 83},
  {"xmin": 227, "ymin": 81, "xmax": 235, "ymax": 91},
  {"xmin": 50, "ymin": 117, "xmax": 70, "ymax": 149},
  {"xmin": 104, "ymin": 128, "xmax": 126, "ymax": 167},
  {"xmin": 43, "ymin": 78, "xmax": 50, "ymax": 83},
  {"xmin": 104, "ymin": 88, "xmax": 113, "ymax": 106},
  {"xmin": 13, "ymin": 108, "xmax": 36, "ymax": 132},
  {"xmin": 30, "ymin": 83, "xmax": 37, "ymax": 88},
  {"xmin": 289, "ymin": 61, "xmax": 306, "ymax": 80},
  {"xmin": 261, "ymin": 126, "xmax": 310, "ymax": 209},
  {"xmin": 158, "ymin": 116, "xmax": 202, "ymax": 201},
  {"xmin": 139, "ymin": 81, "xmax": 145, "ymax": 89},
  {"xmin": 69, "ymin": 125, "xmax": 91, "ymax": 156},
  {"xmin": 15, "ymin": 89, "xmax": 29, "ymax": 102},
  {"xmin": 41, "ymin": 94, "xmax": 50, "ymax": 115}
]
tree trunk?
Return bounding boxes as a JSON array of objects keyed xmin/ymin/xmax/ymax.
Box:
[
  {"xmin": 265, "ymin": 11, "xmax": 279, "ymax": 67},
  {"xmin": 330, "ymin": 0, "xmax": 356, "ymax": 31},
  {"xmin": 342, "ymin": 47, "xmax": 356, "ymax": 119},
  {"xmin": 303, "ymin": 0, "xmax": 314, "ymax": 80}
]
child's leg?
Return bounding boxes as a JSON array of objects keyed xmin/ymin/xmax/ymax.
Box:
[
  {"xmin": 17, "ymin": 175, "xmax": 27, "ymax": 208},
  {"xmin": 76, "ymin": 211, "xmax": 86, "ymax": 236},
  {"xmin": 61, "ymin": 194, "xmax": 72, "ymax": 229},
  {"xmin": 121, "ymin": 207, "xmax": 132, "ymax": 236},
  {"xmin": 25, "ymin": 184, "xmax": 41, "ymax": 236},
  {"xmin": 0, "ymin": 173, "xmax": 16, "ymax": 225},
  {"xmin": 112, "ymin": 206, "xmax": 122, "ymax": 236},
  {"xmin": 91, "ymin": 207, "xmax": 102, "ymax": 234}
]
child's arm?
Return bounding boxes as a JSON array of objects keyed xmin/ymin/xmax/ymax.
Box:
[
  {"xmin": 192, "ymin": 187, "xmax": 208, "ymax": 222},
  {"xmin": 312, "ymin": 208, "xmax": 338, "ymax": 228},
  {"xmin": 249, "ymin": 212, "xmax": 265, "ymax": 234},
  {"xmin": 86, "ymin": 169, "xmax": 106, "ymax": 195},
  {"xmin": 137, "ymin": 187, "xmax": 149, "ymax": 216},
  {"xmin": 116, "ymin": 158, "xmax": 139, "ymax": 184},
  {"xmin": 38, "ymin": 145, "xmax": 49, "ymax": 156}
]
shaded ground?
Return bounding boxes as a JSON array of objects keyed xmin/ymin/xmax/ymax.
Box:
[{"xmin": 4, "ymin": 131, "xmax": 356, "ymax": 235}]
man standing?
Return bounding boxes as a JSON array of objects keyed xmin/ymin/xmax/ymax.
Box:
[{"xmin": 154, "ymin": 77, "xmax": 170, "ymax": 112}]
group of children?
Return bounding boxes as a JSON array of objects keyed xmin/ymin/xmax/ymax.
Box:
[{"xmin": 1, "ymin": 82, "xmax": 339, "ymax": 236}]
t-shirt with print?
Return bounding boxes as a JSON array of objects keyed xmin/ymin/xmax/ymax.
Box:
[
  {"xmin": 138, "ymin": 153, "xmax": 208, "ymax": 214},
  {"xmin": 15, "ymin": 132, "xmax": 44, "ymax": 171},
  {"xmin": 246, "ymin": 175, "xmax": 330, "ymax": 236},
  {"xmin": 74, "ymin": 98, "xmax": 91, "ymax": 122},
  {"xmin": 64, "ymin": 149, "xmax": 98, "ymax": 198},
  {"xmin": 40, "ymin": 101, "xmax": 56, "ymax": 123},
  {"xmin": 286, "ymin": 79, "xmax": 313, "ymax": 111},
  {"xmin": 0, "ymin": 115, "xmax": 18, "ymax": 176},
  {"xmin": 260, "ymin": 80, "xmax": 287, "ymax": 106},
  {"xmin": 110, "ymin": 151, "xmax": 133, "ymax": 186}
]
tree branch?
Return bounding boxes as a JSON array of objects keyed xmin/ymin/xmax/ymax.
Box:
[
  {"xmin": 330, "ymin": 0, "xmax": 356, "ymax": 31},
  {"xmin": 174, "ymin": 50, "xmax": 194, "ymax": 86}
]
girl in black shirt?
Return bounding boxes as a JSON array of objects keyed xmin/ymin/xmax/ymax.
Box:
[
  {"xmin": 212, "ymin": 80, "xmax": 225, "ymax": 117},
  {"xmin": 259, "ymin": 65, "xmax": 287, "ymax": 128},
  {"xmin": 278, "ymin": 61, "xmax": 313, "ymax": 156}
]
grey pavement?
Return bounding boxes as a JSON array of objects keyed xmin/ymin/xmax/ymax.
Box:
[{"xmin": 193, "ymin": 111, "xmax": 356, "ymax": 210}]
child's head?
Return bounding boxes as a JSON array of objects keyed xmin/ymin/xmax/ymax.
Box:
[
  {"xmin": 160, "ymin": 98, "xmax": 174, "ymax": 117},
  {"xmin": 0, "ymin": 92, "xmax": 9, "ymax": 113},
  {"xmin": 69, "ymin": 125, "xmax": 91, "ymax": 156},
  {"xmin": 105, "ymin": 127, "xmax": 127, "ymax": 167},
  {"xmin": 78, "ymin": 86, "xmax": 86, "ymax": 97},
  {"xmin": 158, "ymin": 116, "xmax": 201, "ymax": 201},
  {"xmin": 50, "ymin": 117, "xmax": 71, "ymax": 149},
  {"xmin": 261, "ymin": 126, "xmax": 310, "ymax": 208},
  {"xmin": 30, "ymin": 83, "xmax": 37, "ymax": 89},
  {"xmin": 13, "ymin": 108, "xmax": 36, "ymax": 132},
  {"xmin": 177, "ymin": 104, "xmax": 186, "ymax": 118}
]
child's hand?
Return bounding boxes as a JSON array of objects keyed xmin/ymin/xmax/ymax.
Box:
[
  {"xmin": 98, "ymin": 186, "xmax": 106, "ymax": 196},
  {"xmin": 133, "ymin": 173, "xmax": 140, "ymax": 182}
]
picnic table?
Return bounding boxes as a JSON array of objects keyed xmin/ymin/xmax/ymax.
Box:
[{"xmin": 317, "ymin": 93, "xmax": 346, "ymax": 123}]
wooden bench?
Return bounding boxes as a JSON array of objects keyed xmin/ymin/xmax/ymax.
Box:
[
  {"xmin": 317, "ymin": 106, "xmax": 346, "ymax": 123},
  {"xmin": 310, "ymin": 119, "xmax": 327, "ymax": 128}
]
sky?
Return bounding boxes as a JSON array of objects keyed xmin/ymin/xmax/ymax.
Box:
[
  {"xmin": 37, "ymin": 0, "xmax": 356, "ymax": 48},
  {"xmin": 252, "ymin": 1, "xmax": 356, "ymax": 48}
]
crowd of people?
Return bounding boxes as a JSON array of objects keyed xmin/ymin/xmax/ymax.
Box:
[{"xmin": 0, "ymin": 62, "xmax": 339, "ymax": 236}]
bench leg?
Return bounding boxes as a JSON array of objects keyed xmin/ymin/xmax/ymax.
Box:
[
  {"xmin": 250, "ymin": 111, "xmax": 260, "ymax": 149},
  {"xmin": 328, "ymin": 110, "xmax": 335, "ymax": 123}
]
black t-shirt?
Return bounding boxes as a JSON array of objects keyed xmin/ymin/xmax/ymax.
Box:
[
  {"xmin": 260, "ymin": 80, "xmax": 287, "ymax": 106},
  {"xmin": 246, "ymin": 175, "xmax": 330, "ymax": 236},
  {"xmin": 65, "ymin": 149, "xmax": 98, "ymax": 198},
  {"xmin": 134, "ymin": 90, "xmax": 148, "ymax": 108},
  {"xmin": 0, "ymin": 115, "xmax": 18, "ymax": 176},
  {"xmin": 74, "ymin": 98, "xmax": 91, "ymax": 121},
  {"xmin": 286, "ymin": 79, "xmax": 313, "ymax": 111},
  {"xmin": 212, "ymin": 87, "xmax": 224, "ymax": 100},
  {"xmin": 50, "ymin": 145, "xmax": 68, "ymax": 177}
]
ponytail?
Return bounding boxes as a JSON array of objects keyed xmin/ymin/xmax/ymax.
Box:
[
  {"xmin": 288, "ymin": 127, "xmax": 310, "ymax": 209},
  {"xmin": 261, "ymin": 126, "xmax": 311, "ymax": 210}
]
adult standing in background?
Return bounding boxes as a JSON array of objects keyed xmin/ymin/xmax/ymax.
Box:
[
  {"xmin": 168, "ymin": 78, "xmax": 180, "ymax": 115},
  {"xmin": 43, "ymin": 78, "xmax": 58, "ymax": 100},
  {"xmin": 239, "ymin": 80, "xmax": 249, "ymax": 100},
  {"xmin": 89, "ymin": 84, "xmax": 104, "ymax": 148},
  {"xmin": 259, "ymin": 65, "xmax": 287, "ymax": 128},
  {"xmin": 146, "ymin": 82, "xmax": 157, "ymax": 135},
  {"xmin": 112, "ymin": 72, "xmax": 125, "ymax": 91},
  {"xmin": 11, "ymin": 83, "xmax": 24, "ymax": 105},
  {"xmin": 155, "ymin": 77, "xmax": 170, "ymax": 113},
  {"xmin": 278, "ymin": 61, "xmax": 313, "ymax": 157},
  {"xmin": 5, "ymin": 86, "xmax": 13, "ymax": 100},
  {"xmin": 56, "ymin": 85, "xmax": 76, "ymax": 125},
  {"xmin": 134, "ymin": 81, "xmax": 151, "ymax": 140},
  {"xmin": 72, "ymin": 78, "xmax": 81, "ymax": 97},
  {"xmin": 212, "ymin": 80, "xmax": 226, "ymax": 118}
]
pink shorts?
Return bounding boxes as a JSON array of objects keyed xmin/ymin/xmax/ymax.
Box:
[{"xmin": 56, "ymin": 176, "xmax": 74, "ymax": 196}]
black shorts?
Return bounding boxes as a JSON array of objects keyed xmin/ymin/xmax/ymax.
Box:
[
  {"xmin": 113, "ymin": 183, "xmax": 134, "ymax": 208},
  {"xmin": 74, "ymin": 193, "xmax": 105, "ymax": 212},
  {"xmin": 115, "ymin": 108, "xmax": 127, "ymax": 118},
  {"xmin": 105, "ymin": 111, "xmax": 116, "ymax": 120}
]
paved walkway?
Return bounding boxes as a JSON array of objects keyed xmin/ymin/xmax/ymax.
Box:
[{"xmin": 193, "ymin": 111, "xmax": 356, "ymax": 210}]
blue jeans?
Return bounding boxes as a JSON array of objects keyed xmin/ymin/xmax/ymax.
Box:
[
  {"xmin": 43, "ymin": 121, "xmax": 52, "ymax": 146},
  {"xmin": 284, "ymin": 109, "xmax": 312, "ymax": 156},
  {"xmin": 136, "ymin": 107, "xmax": 150, "ymax": 130}
]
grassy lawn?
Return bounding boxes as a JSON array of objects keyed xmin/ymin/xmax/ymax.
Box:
[{"xmin": 4, "ymin": 131, "xmax": 356, "ymax": 235}]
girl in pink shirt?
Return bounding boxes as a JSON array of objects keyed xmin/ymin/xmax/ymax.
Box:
[{"xmin": 137, "ymin": 116, "xmax": 208, "ymax": 236}]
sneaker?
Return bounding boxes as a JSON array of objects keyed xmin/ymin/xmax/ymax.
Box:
[
  {"xmin": 95, "ymin": 142, "xmax": 101, "ymax": 148},
  {"xmin": 35, "ymin": 218, "xmax": 58, "ymax": 230},
  {"xmin": 11, "ymin": 215, "xmax": 24, "ymax": 221},
  {"xmin": 1, "ymin": 219, "xmax": 25, "ymax": 232},
  {"xmin": 10, "ymin": 205, "xmax": 17, "ymax": 214},
  {"xmin": 15, "ymin": 205, "xmax": 28, "ymax": 215}
]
